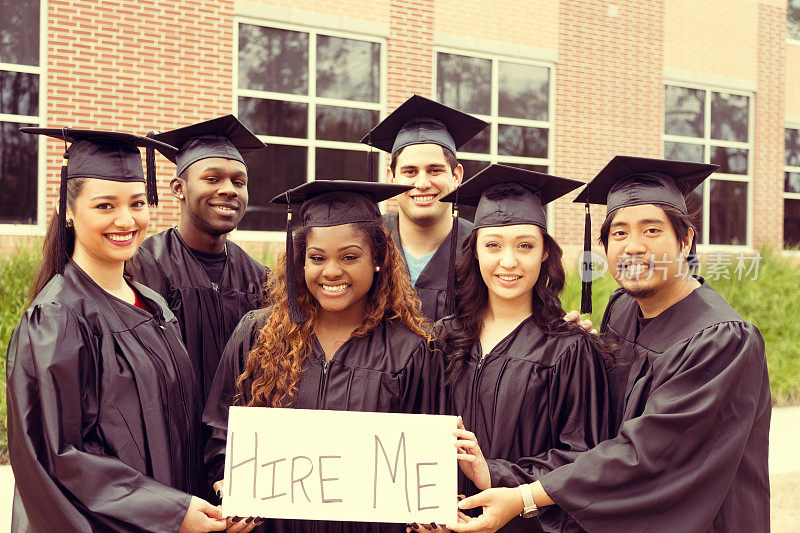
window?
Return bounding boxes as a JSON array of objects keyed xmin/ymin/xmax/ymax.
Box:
[
  {"xmin": 784, "ymin": 128, "xmax": 800, "ymax": 250},
  {"xmin": 663, "ymin": 84, "xmax": 752, "ymax": 247},
  {"xmin": 0, "ymin": 0, "xmax": 42, "ymax": 227},
  {"xmin": 235, "ymin": 21, "xmax": 383, "ymax": 232},
  {"xmin": 435, "ymin": 51, "xmax": 553, "ymax": 221},
  {"xmin": 789, "ymin": 0, "xmax": 800, "ymax": 42}
]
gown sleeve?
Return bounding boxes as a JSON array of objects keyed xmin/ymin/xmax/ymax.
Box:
[
  {"xmin": 202, "ymin": 310, "xmax": 261, "ymax": 486},
  {"xmin": 539, "ymin": 322, "xmax": 769, "ymax": 532},
  {"xmin": 125, "ymin": 246, "xmax": 169, "ymax": 295},
  {"xmin": 486, "ymin": 335, "xmax": 611, "ymax": 486},
  {"xmin": 397, "ymin": 335, "xmax": 446, "ymax": 416},
  {"xmin": 6, "ymin": 303, "xmax": 191, "ymax": 533}
]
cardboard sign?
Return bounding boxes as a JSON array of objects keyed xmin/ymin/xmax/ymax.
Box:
[{"xmin": 221, "ymin": 406, "xmax": 458, "ymax": 524}]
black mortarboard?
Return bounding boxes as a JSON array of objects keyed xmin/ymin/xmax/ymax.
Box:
[
  {"xmin": 441, "ymin": 164, "xmax": 584, "ymax": 230},
  {"xmin": 359, "ymin": 94, "xmax": 489, "ymax": 155},
  {"xmin": 439, "ymin": 164, "xmax": 583, "ymax": 314},
  {"xmin": 20, "ymin": 127, "xmax": 178, "ymax": 276},
  {"xmin": 271, "ymin": 180, "xmax": 413, "ymax": 323},
  {"xmin": 575, "ymin": 155, "xmax": 718, "ymax": 313},
  {"xmin": 151, "ymin": 114, "xmax": 267, "ymax": 177}
]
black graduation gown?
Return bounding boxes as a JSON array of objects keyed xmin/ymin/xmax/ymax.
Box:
[
  {"xmin": 383, "ymin": 212, "xmax": 473, "ymax": 323},
  {"xmin": 6, "ymin": 261, "xmax": 203, "ymax": 533},
  {"xmin": 540, "ymin": 279, "xmax": 771, "ymax": 532},
  {"xmin": 126, "ymin": 227, "xmax": 266, "ymax": 402},
  {"xmin": 437, "ymin": 317, "xmax": 610, "ymax": 533},
  {"xmin": 203, "ymin": 310, "xmax": 444, "ymax": 533}
]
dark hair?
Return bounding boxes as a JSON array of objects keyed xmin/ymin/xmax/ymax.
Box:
[
  {"xmin": 238, "ymin": 218, "xmax": 430, "ymax": 408},
  {"xmin": 30, "ymin": 178, "xmax": 88, "ymax": 301},
  {"xmin": 442, "ymin": 229, "xmax": 613, "ymax": 385},
  {"xmin": 389, "ymin": 145, "xmax": 459, "ymax": 174},
  {"xmin": 598, "ymin": 204, "xmax": 700, "ymax": 269}
]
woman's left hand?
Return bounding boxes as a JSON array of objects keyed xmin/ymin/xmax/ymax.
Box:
[{"xmin": 454, "ymin": 417, "xmax": 491, "ymax": 491}]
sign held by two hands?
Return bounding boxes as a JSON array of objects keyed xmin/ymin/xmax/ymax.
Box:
[{"xmin": 222, "ymin": 407, "xmax": 458, "ymax": 524}]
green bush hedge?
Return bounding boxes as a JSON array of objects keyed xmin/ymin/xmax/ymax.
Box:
[{"xmin": 2, "ymin": 245, "xmax": 799, "ymax": 463}]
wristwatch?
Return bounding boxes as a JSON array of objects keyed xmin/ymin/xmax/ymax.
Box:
[{"xmin": 518, "ymin": 484, "xmax": 539, "ymax": 518}]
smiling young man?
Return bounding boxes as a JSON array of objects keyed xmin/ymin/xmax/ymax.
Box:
[
  {"xmin": 126, "ymin": 115, "xmax": 267, "ymax": 405},
  {"xmin": 452, "ymin": 156, "xmax": 771, "ymax": 533},
  {"xmin": 361, "ymin": 95, "xmax": 489, "ymax": 322}
]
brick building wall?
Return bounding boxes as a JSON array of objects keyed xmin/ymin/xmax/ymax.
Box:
[
  {"xmin": 5, "ymin": 0, "xmax": 790, "ymax": 255},
  {"xmin": 553, "ymin": 0, "xmax": 664, "ymax": 248},
  {"xmin": 754, "ymin": 2, "xmax": 786, "ymax": 247},
  {"xmin": 45, "ymin": 0, "xmax": 236, "ymax": 232}
]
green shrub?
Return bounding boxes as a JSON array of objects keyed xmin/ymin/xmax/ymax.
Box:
[{"xmin": 1, "ymin": 245, "xmax": 42, "ymax": 463}]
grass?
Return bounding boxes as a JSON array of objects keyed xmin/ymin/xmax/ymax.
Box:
[
  {"xmin": 1, "ymin": 243, "xmax": 799, "ymax": 464},
  {"xmin": 0, "ymin": 245, "xmax": 42, "ymax": 464}
]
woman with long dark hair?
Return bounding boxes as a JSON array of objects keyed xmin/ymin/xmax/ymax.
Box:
[
  {"xmin": 432, "ymin": 165, "xmax": 613, "ymax": 533},
  {"xmin": 203, "ymin": 181, "xmax": 441, "ymax": 533},
  {"xmin": 6, "ymin": 129, "xmax": 226, "ymax": 532}
]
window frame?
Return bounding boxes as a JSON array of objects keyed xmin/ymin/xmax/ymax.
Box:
[
  {"xmin": 662, "ymin": 80, "xmax": 754, "ymax": 252},
  {"xmin": 788, "ymin": 0, "xmax": 800, "ymax": 46},
  {"xmin": 232, "ymin": 17, "xmax": 387, "ymax": 240},
  {"xmin": 783, "ymin": 124, "xmax": 800, "ymax": 256},
  {"xmin": 432, "ymin": 47, "xmax": 556, "ymax": 227},
  {"xmin": 0, "ymin": 0, "xmax": 47, "ymax": 235}
]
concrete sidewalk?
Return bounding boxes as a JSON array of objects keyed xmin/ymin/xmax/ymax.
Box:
[{"xmin": 2, "ymin": 406, "xmax": 799, "ymax": 532}]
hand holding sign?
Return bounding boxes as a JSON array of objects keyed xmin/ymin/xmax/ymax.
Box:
[{"xmin": 222, "ymin": 407, "xmax": 458, "ymax": 525}]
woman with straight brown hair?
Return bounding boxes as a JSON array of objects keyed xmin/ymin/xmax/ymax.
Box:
[{"xmin": 6, "ymin": 128, "xmax": 226, "ymax": 533}]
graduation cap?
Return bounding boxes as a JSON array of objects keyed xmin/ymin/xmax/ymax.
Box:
[
  {"xmin": 20, "ymin": 127, "xmax": 178, "ymax": 276},
  {"xmin": 575, "ymin": 155, "xmax": 718, "ymax": 314},
  {"xmin": 359, "ymin": 94, "xmax": 489, "ymax": 156},
  {"xmin": 271, "ymin": 180, "xmax": 413, "ymax": 323},
  {"xmin": 439, "ymin": 164, "xmax": 584, "ymax": 314},
  {"xmin": 151, "ymin": 114, "xmax": 267, "ymax": 177}
]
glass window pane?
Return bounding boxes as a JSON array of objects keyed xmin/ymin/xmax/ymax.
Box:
[
  {"xmin": 711, "ymin": 92, "xmax": 749, "ymax": 142},
  {"xmin": 238, "ymin": 97, "xmax": 307, "ymax": 138},
  {"xmin": 459, "ymin": 127, "xmax": 490, "ymax": 154},
  {"xmin": 785, "ymin": 172, "xmax": 800, "ymax": 194},
  {"xmin": 239, "ymin": 145, "xmax": 307, "ymax": 231},
  {"xmin": 686, "ymin": 183, "xmax": 704, "ymax": 242},
  {"xmin": 664, "ymin": 141, "xmax": 704, "ymax": 163},
  {"xmin": 316, "ymin": 36, "xmax": 380, "ymax": 103},
  {"xmin": 786, "ymin": 128, "xmax": 800, "ymax": 166},
  {"xmin": 0, "ymin": 70, "xmax": 38, "ymax": 116},
  {"xmin": 710, "ymin": 146, "xmax": 748, "ymax": 174},
  {"xmin": 0, "ymin": 121, "xmax": 38, "ymax": 224},
  {"xmin": 498, "ymin": 125, "xmax": 548, "ymax": 158},
  {"xmin": 436, "ymin": 52, "xmax": 491, "ymax": 115},
  {"xmin": 315, "ymin": 148, "xmax": 379, "ymax": 181},
  {"xmin": 0, "ymin": 0, "xmax": 39, "ymax": 66},
  {"xmin": 498, "ymin": 62, "xmax": 549, "ymax": 121},
  {"xmin": 238, "ymin": 24, "xmax": 308, "ymax": 95},
  {"xmin": 785, "ymin": 199, "xmax": 800, "ymax": 249},
  {"xmin": 709, "ymin": 180, "xmax": 747, "ymax": 245},
  {"xmin": 790, "ymin": 0, "xmax": 800, "ymax": 40},
  {"xmin": 458, "ymin": 159, "xmax": 492, "ymax": 222},
  {"xmin": 316, "ymin": 105, "xmax": 379, "ymax": 143},
  {"xmin": 664, "ymin": 85, "xmax": 704, "ymax": 138}
]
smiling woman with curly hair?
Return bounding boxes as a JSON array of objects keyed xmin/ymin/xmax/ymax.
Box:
[{"xmin": 202, "ymin": 181, "xmax": 441, "ymax": 533}]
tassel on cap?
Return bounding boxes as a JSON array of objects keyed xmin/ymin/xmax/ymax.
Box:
[
  {"xmin": 55, "ymin": 148, "xmax": 70, "ymax": 276},
  {"xmin": 580, "ymin": 202, "xmax": 592, "ymax": 315},
  {"xmin": 284, "ymin": 192, "xmax": 304, "ymax": 323},
  {"xmin": 444, "ymin": 190, "xmax": 459, "ymax": 317},
  {"xmin": 145, "ymin": 131, "xmax": 159, "ymax": 206}
]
